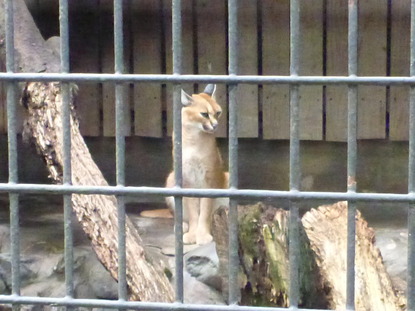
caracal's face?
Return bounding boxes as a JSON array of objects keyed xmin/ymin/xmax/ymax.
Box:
[{"xmin": 182, "ymin": 92, "xmax": 222, "ymax": 134}]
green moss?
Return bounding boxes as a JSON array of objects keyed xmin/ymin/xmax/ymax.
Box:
[
  {"xmin": 239, "ymin": 206, "xmax": 262, "ymax": 261},
  {"xmin": 263, "ymin": 224, "xmax": 289, "ymax": 304}
]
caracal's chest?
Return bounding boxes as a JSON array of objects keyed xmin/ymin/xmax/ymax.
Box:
[{"xmin": 182, "ymin": 144, "xmax": 213, "ymax": 188}]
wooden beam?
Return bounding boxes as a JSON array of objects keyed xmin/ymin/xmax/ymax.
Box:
[
  {"xmin": 164, "ymin": 0, "xmax": 194, "ymax": 137},
  {"xmin": 325, "ymin": 0, "xmax": 348, "ymax": 142},
  {"xmin": 237, "ymin": 0, "xmax": 258, "ymax": 138},
  {"xmin": 358, "ymin": 0, "xmax": 387, "ymax": 139},
  {"xmin": 101, "ymin": 10, "xmax": 131, "ymax": 137},
  {"xmin": 261, "ymin": 0, "xmax": 290, "ymax": 140},
  {"xmin": 70, "ymin": 1, "xmax": 101, "ymax": 136},
  {"xmin": 132, "ymin": 0, "xmax": 163, "ymax": 138},
  {"xmin": 196, "ymin": 0, "xmax": 228, "ymax": 138},
  {"xmin": 299, "ymin": 0, "xmax": 323, "ymax": 140},
  {"xmin": 390, "ymin": 1, "xmax": 410, "ymax": 141}
]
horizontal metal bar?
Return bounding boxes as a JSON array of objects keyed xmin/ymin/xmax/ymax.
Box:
[
  {"xmin": 1, "ymin": 183, "xmax": 415, "ymax": 203},
  {"xmin": 0, "ymin": 295, "xmax": 332, "ymax": 311},
  {"xmin": 2, "ymin": 73, "xmax": 415, "ymax": 85}
]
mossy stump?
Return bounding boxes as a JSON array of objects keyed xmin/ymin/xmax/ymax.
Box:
[
  {"xmin": 213, "ymin": 202, "xmax": 404, "ymax": 310},
  {"xmin": 213, "ymin": 203, "xmax": 328, "ymax": 308}
]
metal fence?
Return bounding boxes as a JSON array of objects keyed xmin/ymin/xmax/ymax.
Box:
[{"xmin": 0, "ymin": 0, "xmax": 414, "ymax": 310}]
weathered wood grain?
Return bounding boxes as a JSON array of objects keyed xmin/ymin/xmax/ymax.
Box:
[
  {"xmin": 0, "ymin": 0, "xmax": 175, "ymax": 301},
  {"xmin": 302, "ymin": 201, "xmax": 404, "ymax": 310},
  {"xmin": 23, "ymin": 81, "xmax": 174, "ymax": 302}
]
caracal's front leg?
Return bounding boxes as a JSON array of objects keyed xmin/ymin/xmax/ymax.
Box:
[
  {"xmin": 183, "ymin": 197, "xmax": 200, "ymax": 244},
  {"xmin": 196, "ymin": 198, "xmax": 214, "ymax": 245}
]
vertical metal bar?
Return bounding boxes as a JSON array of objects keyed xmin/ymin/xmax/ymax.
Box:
[
  {"xmin": 408, "ymin": 1, "xmax": 415, "ymax": 310},
  {"xmin": 59, "ymin": 0, "xmax": 74, "ymax": 300},
  {"xmin": 289, "ymin": 1, "xmax": 300, "ymax": 189},
  {"xmin": 228, "ymin": 0, "xmax": 240, "ymax": 305},
  {"xmin": 346, "ymin": 0, "xmax": 358, "ymax": 309},
  {"xmin": 114, "ymin": 0, "xmax": 127, "ymax": 301},
  {"xmin": 288, "ymin": 0, "xmax": 300, "ymax": 308},
  {"xmin": 172, "ymin": 0, "xmax": 184, "ymax": 303},
  {"xmin": 59, "ymin": 0, "xmax": 70, "ymax": 74},
  {"xmin": 5, "ymin": 0, "xmax": 20, "ymax": 302}
]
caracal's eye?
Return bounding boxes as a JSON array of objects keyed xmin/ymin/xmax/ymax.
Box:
[
  {"xmin": 216, "ymin": 111, "xmax": 222, "ymax": 118},
  {"xmin": 200, "ymin": 112, "xmax": 209, "ymax": 119}
]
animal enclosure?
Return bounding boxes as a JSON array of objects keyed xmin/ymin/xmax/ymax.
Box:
[
  {"xmin": 1, "ymin": 0, "xmax": 415, "ymax": 310},
  {"xmin": 0, "ymin": 0, "xmax": 410, "ymax": 141}
]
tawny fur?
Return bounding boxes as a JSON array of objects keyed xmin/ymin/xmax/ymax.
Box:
[{"xmin": 166, "ymin": 85, "xmax": 229, "ymax": 245}]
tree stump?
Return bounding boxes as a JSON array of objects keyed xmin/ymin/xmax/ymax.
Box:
[
  {"xmin": 213, "ymin": 202, "xmax": 405, "ymax": 310},
  {"xmin": 213, "ymin": 203, "xmax": 329, "ymax": 308},
  {"xmin": 302, "ymin": 201, "xmax": 405, "ymax": 311}
]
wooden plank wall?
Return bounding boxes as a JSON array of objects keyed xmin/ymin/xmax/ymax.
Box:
[
  {"xmin": 358, "ymin": 0, "xmax": 387, "ymax": 139},
  {"xmin": 0, "ymin": 0, "xmax": 411, "ymax": 141},
  {"xmin": 196, "ymin": 0, "xmax": 228, "ymax": 138},
  {"xmin": 0, "ymin": 62, "xmax": 6, "ymax": 134},
  {"xmin": 237, "ymin": 0, "xmax": 258, "ymax": 138},
  {"xmin": 299, "ymin": 0, "xmax": 323, "ymax": 140},
  {"xmin": 131, "ymin": 0, "xmax": 163, "ymax": 137},
  {"xmin": 70, "ymin": 1, "xmax": 101, "ymax": 136},
  {"xmin": 325, "ymin": 0, "xmax": 348, "ymax": 142},
  {"xmin": 390, "ymin": 1, "xmax": 410, "ymax": 141},
  {"xmin": 164, "ymin": 0, "xmax": 195, "ymax": 137},
  {"xmin": 261, "ymin": 0, "xmax": 290, "ymax": 140}
]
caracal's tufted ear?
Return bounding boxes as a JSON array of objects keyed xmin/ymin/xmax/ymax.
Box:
[
  {"xmin": 203, "ymin": 84, "xmax": 216, "ymax": 98},
  {"xmin": 181, "ymin": 89, "xmax": 194, "ymax": 106}
]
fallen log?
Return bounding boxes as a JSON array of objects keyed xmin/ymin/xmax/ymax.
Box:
[
  {"xmin": 21, "ymin": 82, "xmax": 174, "ymax": 302},
  {"xmin": 0, "ymin": 0, "xmax": 174, "ymax": 302},
  {"xmin": 302, "ymin": 201, "xmax": 405, "ymax": 311},
  {"xmin": 213, "ymin": 202, "xmax": 404, "ymax": 310}
]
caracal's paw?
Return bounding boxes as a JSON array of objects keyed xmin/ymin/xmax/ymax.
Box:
[
  {"xmin": 196, "ymin": 233, "xmax": 213, "ymax": 245},
  {"xmin": 183, "ymin": 231, "xmax": 197, "ymax": 244}
]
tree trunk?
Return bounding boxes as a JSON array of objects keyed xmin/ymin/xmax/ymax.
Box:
[
  {"xmin": 0, "ymin": 0, "xmax": 174, "ymax": 302},
  {"xmin": 22, "ymin": 82, "xmax": 174, "ymax": 302},
  {"xmin": 302, "ymin": 201, "xmax": 405, "ymax": 311},
  {"xmin": 213, "ymin": 203, "xmax": 329, "ymax": 308},
  {"xmin": 213, "ymin": 202, "xmax": 404, "ymax": 310}
]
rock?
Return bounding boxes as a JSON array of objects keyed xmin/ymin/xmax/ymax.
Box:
[
  {"xmin": 0, "ymin": 255, "xmax": 11, "ymax": 293},
  {"xmin": 183, "ymin": 271, "xmax": 225, "ymax": 305},
  {"xmin": 374, "ymin": 227, "xmax": 408, "ymax": 293},
  {"xmin": 53, "ymin": 247, "xmax": 118, "ymax": 300},
  {"xmin": 0, "ymin": 254, "xmax": 37, "ymax": 291},
  {"xmin": 21, "ymin": 278, "xmax": 65, "ymax": 298},
  {"xmin": 184, "ymin": 242, "xmax": 222, "ymax": 291},
  {"xmin": 0, "ymin": 277, "xmax": 6, "ymax": 294},
  {"xmin": 0, "ymin": 225, "xmax": 10, "ymax": 253},
  {"xmin": 82, "ymin": 252, "xmax": 118, "ymax": 300}
]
